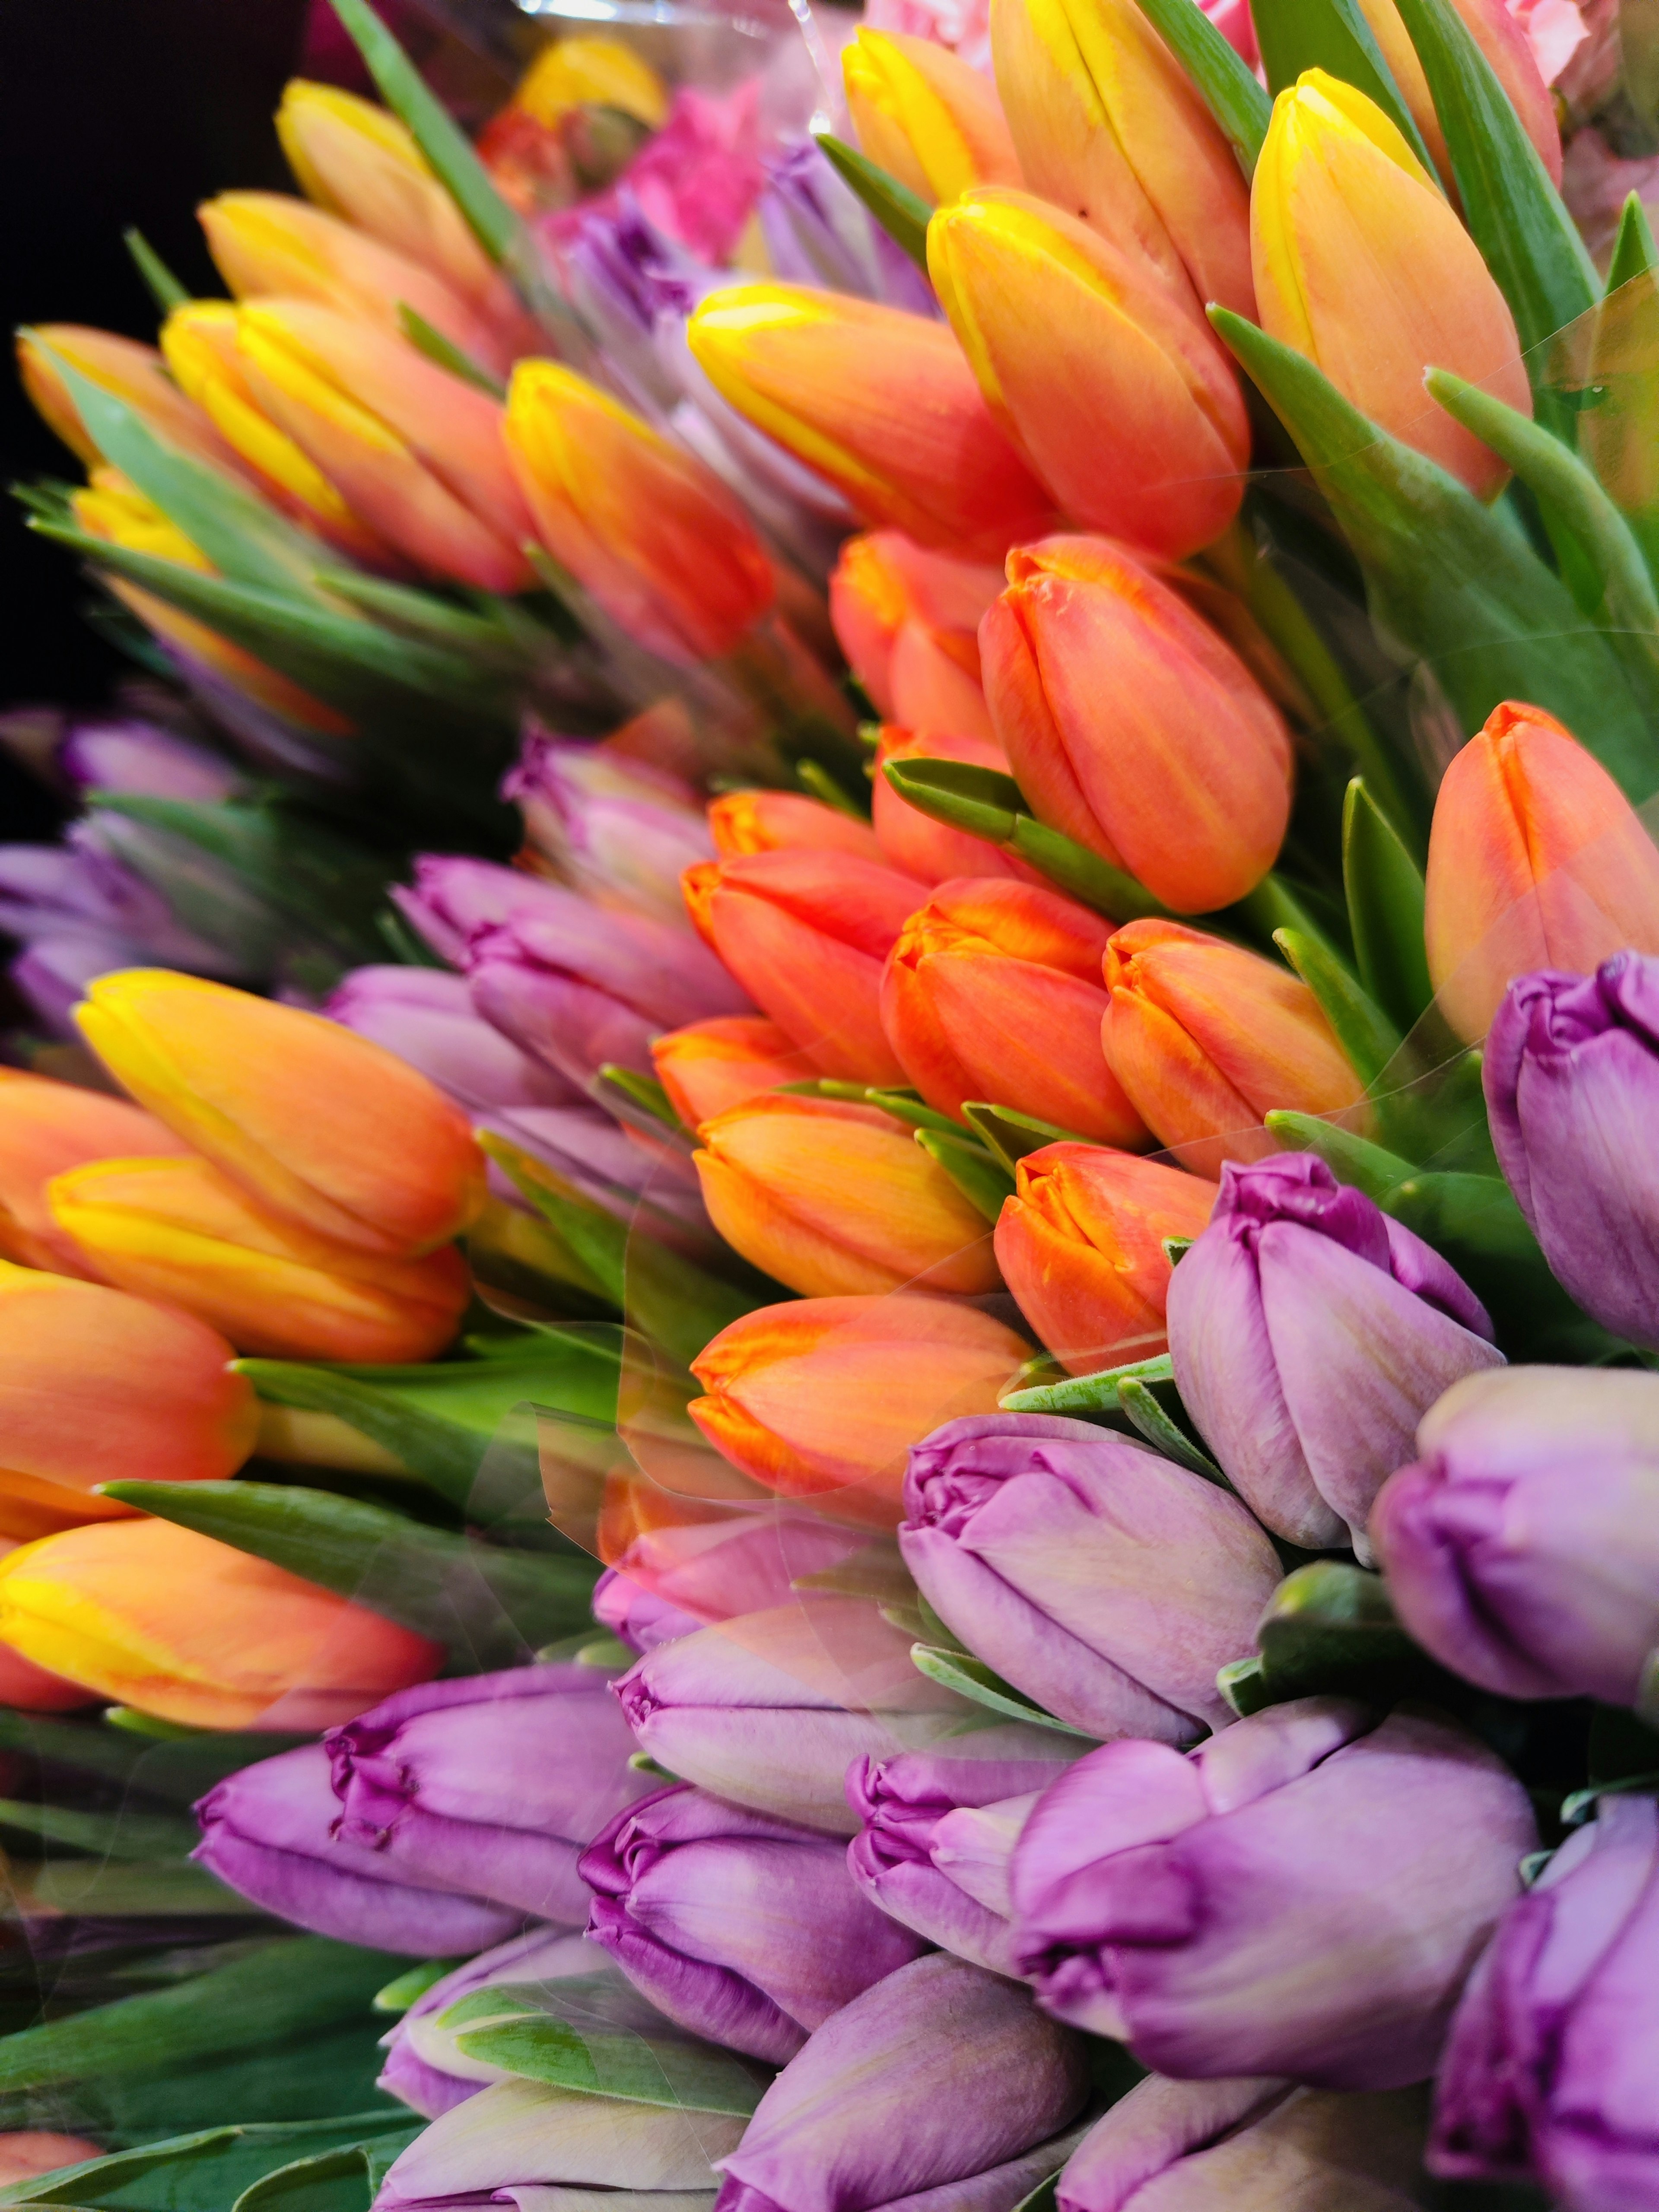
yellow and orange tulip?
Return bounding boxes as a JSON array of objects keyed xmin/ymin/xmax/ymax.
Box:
[
  {"xmin": 511, "ymin": 35, "xmax": 669, "ymax": 130},
  {"xmin": 1350, "ymin": 0, "xmax": 1560, "ymax": 186},
  {"xmin": 829, "ymin": 530, "xmax": 1002, "ymax": 742},
  {"xmin": 842, "ymin": 28, "xmax": 1023, "ymax": 206},
  {"xmin": 651, "ymin": 1015, "xmax": 821, "ymax": 1128},
  {"xmin": 707, "ymin": 789, "xmax": 890, "ymax": 869},
  {"xmin": 0, "ymin": 1071, "xmax": 190, "ymax": 1277},
  {"xmin": 17, "ymin": 324, "xmax": 236, "ymax": 475}
]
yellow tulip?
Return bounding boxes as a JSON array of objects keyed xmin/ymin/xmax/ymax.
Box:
[
  {"xmin": 512, "ymin": 35, "xmax": 669, "ymax": 130},
  {"xmin": 842, "ymin": 29, "xmax": 1022, "ymax": 207}
]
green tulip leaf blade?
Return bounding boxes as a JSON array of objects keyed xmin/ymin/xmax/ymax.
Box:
[
  {"xmin": 1341, "ymin": 778, "xmax": 1433, "ymax": 1030},
  {"xmin": 912, "ymin": 1127, "xmax": 1015, "ymax": 1223},
  {"xmin": 1262, "ymin": 1106, "xmax": 1418, "ymax": 1196},
  {"xmin": 1273, "ymin": 925, "xmax": 1402, "ymax": 1087},
  {"xmin": 0, "ymin": 2114, "xmax": 417, "ymax": 2212},
  {"xmin": 1249, "ymin": 0, "xmax": 1438, "ymax": 175},
  {"xmin": 395, "ymin": 305, "xmax": 507, "ymax": 399},
  {"xmin": 123, "ymin": 226, "xmax": 191, "ymax": 314},
  {"xmin": 811, "ymin": 133, "xmax": 931, "ymax": 271},
  {"xmin": 1116, "ymin": 1378, "xmax": 1226, "ymax": 1481},
  {"xmin": 1001, "ymin": 1353, "xmax": 1176, "ymax": 1415},
  {"xmin": 910, "ymin": 1643, "xmax": 1097, "ymax": 1736},
  {"xmin": 1565, "ymin": 201, "xmax": 1659, "ymax": 581},
  {"xmin": 1222, "ymin": 1559, "xmax": 1441, "ymax": 1717},
  {"xmin": 961, "ymin": 1100, "xmax": 1100, "ymax": 1175},
  {"xmin": 1130, "ymin": 0, "xmax": 1273, "ymax": 171},
  {"xmin": 452, "ymin": 2017, "xmax": 769, "ymax": 2116}
]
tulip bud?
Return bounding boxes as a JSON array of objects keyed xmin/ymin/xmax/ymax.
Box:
[
  {"xmin": 592, "ymin": 1570, "xmax": 705, "ymax": 1653},
  {"xmin": 1102, "ymin": 919, "xmax": 1365, "ymax": 1176},
  {"xmin": 1349, "ymin": 0, "xmax": 1561, "ymax": 188},
  {"xmin": 0, "ymin": 1634, "xmax": 100, "ymax": 1715},
  {"xmin": 711, "ymin": 1952, "xmax": 1092, "ymax": 2212},
  {"xmin": 1010, "ymin": 1699, "xmax": 1538, "ymax": 2085},
  {"xmin": 512, "ymin": 35, "xmax": 669, "ymax": 129},
  {"xmin": 505, "ymin": 361, "xmax": 776, "ymax": 664},
  {"xmin": 692, "ymin": 1092, "xmax": 1000, "ymax": 1299},
  {"xmin": 1251, "ymin": 72, "xmax": 1530, "ymax": 498},
  {"xmin": 1169, "ymin": 1152, "xmax": 1503, "ymax": 1557},
  {"xmin": 995, "ymin": 1142, "xmax": 1218, "ymax": 1373},
  {"xmin": 981, "ymin": 537, "xmax": 1294, "ymax": 912},
  {"xmin": 991, "ymin": 0, "xmax": 1255, "ymax": 318},
  {"xmin": 829, "ymin": 529, "xmax": 1003, "ymax": 740},
  {"xmin": 708, "ymin": 789, "xmax": 891, "ymax": 870},
  {"xmin": 873, "ymin": 727, "xmax": 1041, "ymax": 885},
  {"xmin": 880, "ymin": 876, "xmax": 1147, "ymax": 1141},
  {"xmin": 0, "ymin": 1259, "xmax": 256, "ymax": 1540},
  {"xmin": 602, "ymin": 1507, "xmax": 871, "ymax": 1634},
  {"xmin": 651, "ymin": 1015, "xmax": 820, "ymax": 1125},
  {"xmin": 687, "ymin": 286, "xmax": 1056, "ymax": 556},
  {"xmin": 930, "ymin": 192, "xmax": 1249, "ymax": 560},
  {"xmin": 681, "ymin": 849, "xmax": 920, "ymax": 1083},
  {"xmin": 900, "ymin": 1411, "xmax": 1283, "ymax": 1738},
  {"xmin": 0, "ymin": 1518, "xmax": 440, "ymax": 1729},
  {"xmin": 17, "ymin": 324, "xmax": 237, "ymax": 474},
  {"xmin": 842, "ymin": 28, "xmax": 1022, "ymax": 205},
  {"xmin": 0, "ymin": 2138, "xmax": 104, "ymax": 2187},
  {"xmin": 0, "ymin": 1069, "xmax": 191, "ymax": 1275},
  {"xmin": 506, "ymin": 731, "xmax": 713, "ymax": 926},
  {"xmin": 689, "ymin": 1293, "xmax": 1033, "ymax": 1524},
  {"xmin": 52, "ymin": 715, "xmax": 242, "ymax": 804},
  {"xmin": 76, "ymin": 970, "xmax": 487, "ymax": 1259},
  {"xmin": 1424, "ymin": 702, "xmax": 1659, "ymax": 1043},
  {"xmin": 326, "ymin": 966, "xmax": 578, "ymax": 1112}
]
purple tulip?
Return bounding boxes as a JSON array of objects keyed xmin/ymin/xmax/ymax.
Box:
[
  {"xmin": 1371, "ymin": 1365, "xmax": 1659, "ymax": 1707},
  {"xmin": 845, "ymin": 1726, "xmax": 1083, "ymax": 1973},
  {"xmin": 1486, "ymin": 954, "xmax": 1659, "ymax": 1349},
  {"xmin": 756, "ymin": 140, "xmax": 938, "ymax": 317},
  {"xmin": 7, "ymin": 932, "xmax": 142, "ymax": 1039},
  {"xmin": 193, "ymin": 1743, "xmax": 524, "ymax": 1955},
  {"xmin": 390, "ymin": 855, "xmax": 598, "ymax": 966},
  {"xmin": 326, "ymin": 965, "xmax": 580, "ymax": 1110},
  {"xmin": 593, "ymin": 1568, "xmax": 706, "ymax": 1652},
  {"xmin": 582, "ymin": 1780, "xmax": 928, "ymax": 2063},
  {"xmin": 1010, "ymin": 1698, "xmax": 1538, "ymax": 2090},
  {"xmin": 1167, "ymin": 1153, "xmax": 1503, "ymax": 1557},
  {"xmin": 1056, "ymin": 2074, "xmax": 1430, "ymax": 2211},
  {"xmin": 476, "ymin": 1101, "xmax": 708, "ymax": 1240},
  {"xmin": 0, "ymin": 833, "xmax": 235, "ymax": 976},
  {"xmin": 57, "ymin": 717, "xmax": 243, "ymax": 802},
  {"xmin": 712, "ymin": 1951, "xmax": 1093, "ymax": 2212},
  {"xmin": 898, "ymin": 1414, "xmax": 1283, "ymax": 1741},
  {"xmin": 327, "ymin": 1665, "xmax": 657, "ymax": 1926},
  {"xmin": 1431, "ymin": 1791, "xmax": 1659, "ymax": 2209},
  {"xmin": 504, "ymin": 729, "xmax": 712, "ymax": 927}
]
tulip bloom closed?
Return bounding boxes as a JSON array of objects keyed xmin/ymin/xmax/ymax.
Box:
[
  {"xmin": 651, "ymin": 1016, "xmax": 819, "ymax": 1126},
  {"xmin": 995, "ymin": 1143, "xmax": 1218, "ymax": 1373},
  {"xmin": 505, "ymin": 362, "xmax": 776, "ymax": 664},
  {"xmin": 600, "ymin": 1508, "xmax": 871, "ymax": 1636},
  {"xmin": 687, "ymin": 286, "xmax": 1055, "ymax": 556},
  {"xmin": 1351, "ymin": 0, "xmax": 1560, "ymax": 186},
  {"xmin": 692, "ymin": 1093, "xmax": 1000, "ymax": 1300},
  {"xmin": 1424, "ymin": 702, "xmax": 1659, "ymax": 1042},
  {"xmin": 881, "ymin": 877, "xmax": 1146, "ymax": 1140},
  {"xmin": 1102, "ymin": 920, "xmax": 1365, "ymax": 1175},
  {"xmin": 843, "ymin": 28, "xmax": 1022, "ymax": 204},
  {"xmin": 931, "ymin": 194, "xmax": 1250, "ymax": 561},
  {"xmin": 708, "ymin": 789, "xmax": 890, "ymax": 869},
  {"xmin": 1011, "ymin": 1698, "xmax": 1538, "ymax": 2086},
  {"xmin": 981, "ymin": 537, "xmax": 1293, "ymax": 912},
  {"xmin": 326, "ymin": 966, "xmax": 577, "ymax": 1112},
  {"xmin": 829, "ymin": 530, "xmax": 1003, "ymax": 741},
  {"xmin": 0, "ymin": 1519, "xmax": 440, "ymax": 1729},
  {"xmin": 689, "ymin": 1293, "xmax": 1033, "ymax": 1524},
  {"xmin": 508, "ymin": 733, "xmax": 713, "ymax": 927},
  {"xmin": 18, "ymin": 324, "xmax": 237, "ymax": 474},
  {"xmin": 0, "ymin": 1070, "xmax": 191, "ymax": 1276},
  {"xmin": 1251, "ymin": 72, "xmax": 1530, "ymax": 497},
  {"xmin": 873, "ymin": 726, "xmax": 1041, "ymax": 886},
  {"xmin": 76, "ymin": 970, "xmax": 487, "ymax": 1258}
]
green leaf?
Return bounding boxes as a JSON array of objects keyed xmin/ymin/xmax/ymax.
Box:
[
  {"xmin": 372, "ymin": 1962, "xmax": 450, "ymax": 2015},
  {"xmin": 1116, "ymin": 1378, "xmax": 1225, "ymax": 1481},
  {"xmin": 0, "ymin": 1797, "xmax": 198, "ymax": 1862},
  {"xmin": 912, "ymin": 1128, "xmax": 1015, "ymax": 1224},
  {"xmin": 1131, "ymin": 0, "xmax": 1272, "ymax": 170},
  {"xmin": 1262, "ymin": 1106, "xmax": 1418, "ymax": 1197},
  {"xmin": 795, "ymin": 757, "xmax": 870, "ymax": 818},
  {"xmin": 309, "ymin": 569, "xmax": 535, "ymax": 662},
  {"xmin": 960, "ymin": 1102, "xmax": 1097, "ymax": 1175},
  {"xmin": 230, "ymin": 2140, "xmax": 389, "ymax": 2212},
  {"xmin": 4, "ymin": 1861, "xmax": 245, "ymax": 1918},
  {"xmin": 97, "ymin": 1481, "xmax": 599, "ymax": 1669},
  {"xmin": 862, "ymin": 1088, "xmax": 964, "ymax": 1137},
  {"xmin": 1273, "ymin": 926, "xmax": 1401, "ymax": 1087},
  {"xmin": 453, "ymin": 2017, "xmax": 768, "ymax": 2115},
  {"xmin": 123, "ymin": 229, "xmax": 189, "ymax": 315},
  {"xmin": 1250, "ymin": 0, "xmax": 1439, "ymax": 175},
  {"xmin": 0, "ymin": 2116, "xmax": 416, "ymax": 2212},
  {"xmin": 395, "ymin": 306, "xmax": 505, "ymax": 400},
  {"xmin": 1576, "ymin": 201, "xmax": 1659, "ymax": 578},
  {"xmin": 596, "ymin": 1065, "xmax": 683, "ymax": 1133},
  {"xmin": 812, "ymin": 133, "xmax": 931, "ymax": 271},
  {"xmin": 910, "ymin": 1645, "xmax": 1096, "ymax": 1737},
  {"xmin": 1342, "ymin": 778, "xmax": 1433, "ymax": 1031},
  {"xmin": 1220, "ymin": 1559, "xmax": 1442, "ymax": 1717},
  {"xmin": 1000, "ymin": 1352, "xmax": 1176, "ymax": 1415},
  {"xmin": 0, "ymin": 1711, "xmax": 309, "ymax": 1804}
]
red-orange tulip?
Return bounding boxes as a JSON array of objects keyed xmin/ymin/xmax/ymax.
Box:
[
  {"xmin": 650, "ymin": 1016, "xmax": 820, "ymax": 1128},
  {"xmin": 708, "ymin": 790, "xmax": 890, "ymax": 870},
  {"xmin": 872, "ymin": 727, "xmax": 1043, "ymax": 887},
  {"xmin": 0, "ymin": 1072, "xmax": 191, "ymax": 1276},
  {"xmin": 829, "ymin": 531, "xmax": 1003, "ymax": 744}
]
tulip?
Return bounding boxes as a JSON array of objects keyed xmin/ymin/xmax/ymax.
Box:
[
  {"xmin": 1371, "ymin": 1363, "xmax": 1659, "ymax": 1705},
  {"xmin": 708, "ymin": 789, "xmax": 891, "ymax": 871},
  {"xmin": 391, "ymin": 851, "xmax": 603, "ymax": 965},
  {"xmin": 1430, "ymin": 1791, "xmax": 1659, "ymax": 2206},
  {"xmin": 193, "ymin": 1740, "xmax": 528, "ymax": 1954},
  {"xmin": 880, "ymin": 876, "xmax": 1147, "ymax": 1141},
  {"xmin": 601, "ymin": 1507, "xmax": 873, "ymax": 1631},
  {"xmin": 1168, "ymin": 1152, "xmax": 1503, "ymax": 1557},
  {"xmin": 980, "ymin": 537, "xmax": 1293, "ymax": 912},
  {"xmin": 328, "ymin": 1664, "xmax": 658, "ymax": 1925},
  {"xmin": 757, "ymin": 140, "xmax": 937, "ymax": 313},
  {"xmin": 1350, "ymin": 0, "xmax": 1561, "ymax": 188},
  {"xmin": 0, "ymin": 824, "xmax": 245, "ymax": 988},
  {"xmin": 930, "ymin": 192, "xmax": 1250, "ymax": 561},
  {"xmin": 1424, "ymin": 701, "xmax": 1659, "ymax": 1042},
  {"xmin": 613, "ymin": 1596, "xmax": 974, "ymax": 1834},
  {"xmin": 1056, "ymin": 2074, "xmax": 1432, "ymax": 2211},
  {"xmin": 689, "ymin": 1294, "xmax": 1034, "ymax": 1525},
  {"xmin": 0, "ymin": 1069, "xmax": 191, "ymax": 1275},
  {"xmin": 512, "ymin": 34, "xmax": 669, "ymax": 128},
  {"xmin": 899, "ymin": 1411, "xmax": 1283, "ymax": 1737},
  {"xmin": 16, "ymin": 324, "xmax": 236, "ymax": 475},
  {"xmin": 0, "ymin": 1260, "xmax": 256, "ymax": 1541},
  {"xmin": 0, "ymin": 1630, "xmax": 101, "ymax": 1714},
  {"xmin": 325, "ymin": 966, "xmax": 579, "ymax": 1112},
  {"xmin": 582, "ymin": 1780, "xmax": 929, "ymax": 2064},
  {"xmin": 652, "ymin": 1015, "xmax": 820, "ymax": 1126},
  {"xmin": 681, "ymin": 849, "xmax": 921, "ymax": 1083},
  {"xmin": 829, "ymin": 529, "xmax": 1003, "ymax": 741},
  {"xmin": 505, "ymin": 731, "xmax": 713, "ymax": 926},
  {"xmin": 711, "ymin": 1952, "xmax": 1091, "ymax": 2212},
  {"xmin": 1102, "ymin": 919, "xmax": 1365, "ymax": 1176},
  {"xmin": 0, "ymin": 1518, "xmax": 441, "ymax": 1729},
  {"xmin": 53, "ymin": 716, "xmax": 242, "ymax": 803},
  {"xmin": 505, "ymin": 360, "xmax": 776, "ymax": 664},
  {"xmin": 686, "ymin": 285, "xmax": 1056, "ymax": 556},
  {"xmin": 692, "ymin": 1093, "xmax": 1000, "ymax": 1300},
  {"xmin": 46, "ymin": 1154, "xmax": 470, "ymax": 1363},
  {"xmin": 990, "ymin": 0, "xmax": 1255, "ymax": 318},
  {"xmin": 873, "ymin": 727, "xmax": 1043, "ymax": 885},
  {"xmin": 0, "ymin": 2139, "xmax": 104, "ymax": 2187},
  {"xmin": 592, "ymin": 1571, "xmax": 707, "ymax": 1652},
  {"xmin": 1251, "ymin": 71, "xmax": 1530, "ymax": 498},
  {"xmin": 994, "ymin": 1143, "xmax": 1218, "ymax": 1374},
  {"xmin": 1010, "ymin": 1698, "xmax": 1537, "ymax": 2085},
  {"xmin": 845, "ymin": 1726, "xmax": 1082, "ymax": 1972},
  {"xmin": 842, "ymin": 28, "xmax": 1023, "ymax": 205}
]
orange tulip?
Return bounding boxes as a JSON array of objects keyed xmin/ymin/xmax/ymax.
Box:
[
  {"xmin": 0, "ymin": 1519, "xmax": 442, "ymax": 1731},
  {"xmin": 651, "ymin": 1015, "xmax": 821, "ymax": 1127},
  {"xmin": 75, "ymin": 971, "xmax": 486, "ymax": 1259},
  {"xmin": 829, "ymin": 531, "xmax": 1002, "ymax": 742},
  {"xmin": 881, "ymin": 877, "xmax": 1148, "ymax": 1141},
  {"xmin": 708, "ymin": 790, "xmax": 891, "ymax": 870},
  {"xmin": 0, "ymin": 1260, "xmax": 257, "ymax": 1542},
  {"xmin": 1424, "ymin": 701, "xmax": 1659, "ymax": 1041},
  {"xmin": 1251, "ymin": 72, "xmax": 1530, "ymax": 498},
  {"xmin": 930, "ymin": 189, "xmax": 1249, "ymax": 561},
  {"xmin": 1350, "ymin": 0, "xmax": 1560, "ymax": 187},
  {"xmin": 689, "ymin": 1294, "xmax": 1034, "ymax": 1527},
  {"xmin": 842, "ymin": 28, "xmax": 1023, "ymax": 206},
  {"xmin": 994, "ymin": 1141, "xmax": 1218, "ymax": 1372},
  {"xmin": 980, "ymin": 536, "xmax": 1293, "ymax": 912},
  {"xmin": 682, "ymin": 850, "xmax": 922, "ymax": 1084},
  {"xmin": 871, "ymin": 727, "xmax": 1042, "ymax": 886},
  {"xmin": 686, "ymin": 286, "xmax": 1056, "ymax": 558},
  {"xmin": 692, "ymin": 1092, "xmax": 1000, "ymax": 1298},
  {"xmin": 0, "ymin": 1630, "xmax": 100, "ymax": 1713},
  {"xmin": 17, "ymin": 325, "xmax": 236, "ymax": 475},
  {"xmin": 48, "ymin": 1154, "xmax": 470, "ymax": 1363},
  {"xmin": 505, "ymin": 361, "xmax": 775, "ymax": 663},
  {"xmin": 1102, "ymin": 918, "xmax": 1366, "ymax": 1174},
  {"xmin": 0, "ymin": 1071, "xmax": 191, "ymax": 1276}
]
